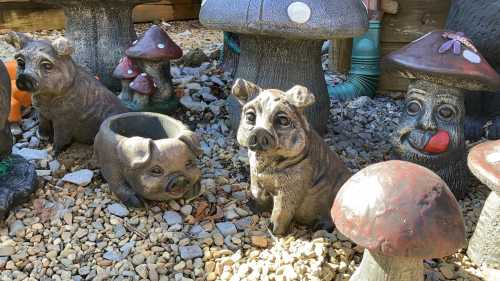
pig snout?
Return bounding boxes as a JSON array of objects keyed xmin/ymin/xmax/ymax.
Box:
[
  {"xmin": 165, "ymin": 173, "xmax": 191, "ymax": 195},
  {"xmin": 248, "ymin": 128, "xmax": 275, "ymax": 151},
  {"xmin": 16, "ymin": 74, "xmax": 38, "ymax": 92}
]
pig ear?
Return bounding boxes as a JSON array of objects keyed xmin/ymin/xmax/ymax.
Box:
[
  {"xmin": 52, "ymin": 37, "xmax": 74, "ymax": 57},
  {"xmin": 178, "ymin": 131, "xmax": 203, "ymax": 158},
  {"xmin": 286, "ymin": 85, "xmax": 315, "ymax": 109},
  {"xmin": 231, "ymin": 79, "xmax": 262, "ymax": 105},
  {"xmin": 117, "ymin": 137, "xmax": 154, "ymax": 169},
  {"xmin": 5, "ymin": 32, "xmax": 32, "ymax": 49}
]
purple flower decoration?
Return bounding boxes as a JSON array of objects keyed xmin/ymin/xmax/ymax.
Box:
[{"xmin": 439, "ymin": 32, "xmax": 478, "ymax": 55}]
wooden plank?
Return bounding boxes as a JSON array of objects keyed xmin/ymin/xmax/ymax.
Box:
[{"xmin": 329, "ymin": 38, "xmax": 353, "ymax": 74}]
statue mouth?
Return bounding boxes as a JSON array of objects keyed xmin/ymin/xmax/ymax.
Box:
[
  {"xmin": 165, "ymin": 174, "xmax": 190, "ymax": 199},
  {"xmin": 402, "ymin": 129, "xmax": 450, "ymax": 155}
]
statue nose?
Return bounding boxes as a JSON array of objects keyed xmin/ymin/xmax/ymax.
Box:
[
  {"xmin": 248, "ymin": 128, "xmax": 275, "ymax": 151},
  {"xmin": 16, "ymin": 74, "xmax": 37, "ymax": 92}
]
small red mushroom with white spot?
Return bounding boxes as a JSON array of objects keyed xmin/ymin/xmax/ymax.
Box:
[
  {"xmin": 113, "ymin": 56, "xmax": 140, "ymax": 102},
  {"xmin": 126, "ymin": 25, "xmax": 182, "ymax": 104},
  {"xmin": 129, "ymin": 73, "xmax": 156, "ymax": 110}
]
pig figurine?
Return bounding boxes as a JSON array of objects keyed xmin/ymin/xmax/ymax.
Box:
[
  {"xmin": 6, "ymin": 32, "xmax": 128, "ymax": 154},
  {"xmin": 94, "ymin": 112, "xmax": 202, "ymax": 207},
  {"xmin": 233, "ymin": 79, "xmax": 352, "ymax": 235}
]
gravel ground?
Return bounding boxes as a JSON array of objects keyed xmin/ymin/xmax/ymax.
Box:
[{"xmin": 0, "ymin": 21, "xmax": 498, "ymax": 281}]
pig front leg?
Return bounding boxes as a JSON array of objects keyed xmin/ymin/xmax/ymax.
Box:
[
  {"xmin": 111, "ymin": 182, "xmax": 144, "ymax": 208},
  {"xmin": 53, "ymin": 121, "xmax": 73, "ymax": 155},
  {"xmin": 270, "ymin": 191, "xmax": 298, "ymax": 236},
  {"xmin": 37, "ymin": 113, "xmax": 53, "ymax": 141},
  {"xmin": 248, "ymin": 177, "xmax": 273, "ymax": 213}
]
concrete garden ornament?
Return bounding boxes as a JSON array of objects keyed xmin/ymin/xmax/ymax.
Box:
[
  {"xmin": 233, "ymin": 79, "xmax": 351, "ymax": 235},
  {"xmin": 332, "ymin": 161, "xmax": 466, "ymax": 281},
  {"xmin": 200, "ymin": 0, "xmax": 368, "ymax": 135},
  {"xmin": 6, "ymin": 32, "xmax": 129, "ymax": 154},
  {"xmin": 114, "ymin": 25, "xmax": 183, "ymax": 112},
  {"xmin": 384, "ymin": 31, "xmax": 500, "ymax": 200},
  {"xmin": 467, "ymin": 140, "xmax": 500, "ymax": 269},
  {"xmin": 0, "ymin": 60, "xmax": 38, "ymax": 220},
  {"xmin": 94, "ymin": 112, "xmax": 202, "ymax": 207}
]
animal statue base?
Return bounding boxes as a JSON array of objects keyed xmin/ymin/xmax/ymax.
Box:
[{"xmin": 0, "ymin": 155, "xmax": 38, "ymax": 219}]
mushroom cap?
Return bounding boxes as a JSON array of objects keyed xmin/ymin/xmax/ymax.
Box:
[
  {"xmin": 113, "ymin": 57, "xmax": 140, "ymax": 80},
  {"xmin": 331, "ymin": 160, "xmax": 466, "ymax": 259},
  {"xmin": 468, "ymin": 140, "xmax": 500, "ymax": 192},
  {"xmin": 383, "ymin": 31, "xmax": 500, "ymax": 92},
  {"xmin": 129, "ymin": 73, "xmax": 156, "ymax": 96},
  {"xmin": 126, "ymin": 25, "xmax": 183, "ymax": 61},
  {"xmin": 199, "ymin": 0, "xmax": 368, "ymax": 40}
]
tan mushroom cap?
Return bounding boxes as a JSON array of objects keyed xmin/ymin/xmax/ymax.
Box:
[
  {"xmin": 200, "ymin": 0, "xmax": 368, "ymax": 40},
  {"xmin": 468, "ymin": 140, "xmax": 500, "ymax": 192},
  {"xmin": 383, "ymin": 31, "xmax": 500, "ymax": 92},
  {"xmin": 331, "ymin": 160, "xmax": 466, "ymax": 259},
  {"xmin": 126, "ymin": 25, "xmax": 183, "ymax": 61}
]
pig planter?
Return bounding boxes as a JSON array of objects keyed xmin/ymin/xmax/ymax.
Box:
[
  {"xmin": 385, "ymin": 31, "xmax": 500, "ymax": 200},
  {"xmin": 7, "ymin": 32, "xmax": 129, "ymax": 154},
  {"xmin": 0, "ymin": 60, "xmax": 38, "ymax": 220},
  {"xmin": 94, "ymin": 112, "xmax": 202, "ymax": 207},
  {"xmin": 233, "ymin": 79, "xmax": 351, "ymax": 235}
]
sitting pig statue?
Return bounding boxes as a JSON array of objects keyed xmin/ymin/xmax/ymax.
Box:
[
  {"xmin": 6, "ymin": 32, "xmax": 128, "ymax": 154},
  {"xmin": 233, "ymin": 79, "xmax": 352, "ymax": 235},
  {"xmin": 94, "ymin": 112, "xmax": 202, "ymax": 207}
]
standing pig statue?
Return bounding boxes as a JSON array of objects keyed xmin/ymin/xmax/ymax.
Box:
[
  {"xmin": 233, "ymin": 79, "xmax": 352, "ymax": 235},
  {"xmin": 94, "ymin": 112, "xmax": 202, "ymax": 207},
  {"xmin": 6, "ymin": 32, "xmax": 128, "ymax": 154}
]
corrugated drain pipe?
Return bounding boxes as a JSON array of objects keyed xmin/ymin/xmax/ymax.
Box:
[{"xmin": 328, "ymin": 20, "xmax": 382, "ymax": 101}]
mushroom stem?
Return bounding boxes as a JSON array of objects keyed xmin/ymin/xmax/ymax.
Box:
[
  {"xmin": 132, "ymin": 94, "xmax": 150, "ymax": 110},
  {"xmin": 118, "ymin": 80, "xmax": 133, "ymax": 102},
  {"xmin": 143, "ymin": 62, "xmax": 174, "ymax": 104},
  {"xmin": 467, "ymin": 191, "xmax": 500, "ymax": 268},
  {"xmin": 234, "ymin": 34, "xmax": 329, "ymax": 135},
  {"xmin": 351, "ymin": 250, "xmax": 423, "ymax": 281},
  {"xmin": 36, "ymin": 0, "xmax": 155, "ymax": 90}
]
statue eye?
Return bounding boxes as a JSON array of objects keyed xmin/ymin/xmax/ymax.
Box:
[
  {"xmin": 276, "ymin": 114, "xmax": 291, "ymax": 127},
  {"xmin": 16, "ymin": 58, "xmax": 25, "ymax": 69},
  {"xmin": 149, "ymin": 166, "xmax": 164, "ymax": 176},
  {"xmin": 41, "ymin": 61, "xmax": 53, "ymax": 70},
  {"xmin": 438, "ymin": 105, "xmax": 455, "ymax": 120},
  {"xmin": 245, "ymin": 111, "xmax": 256, "ymax": 124},
  {"xmin": 407, "ymin": 100, "xmax": 422, "ymax": 115}
]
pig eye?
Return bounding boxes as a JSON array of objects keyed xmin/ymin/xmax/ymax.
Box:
[
  {"xmin": 245, "ymin": 111, "xmax": 256, "ymax": 125},
  {"xmin": 437, "ymin": 105, "xmax": 455, "ymax": 120},
  {"xmin": 276, "ymin": 114, "xmax": 291, "ymax": 127},
  {"xmin": 16, "ymin": 58, "xmax": 25, "ymax": 69},
  {"xmin": 406, "ymin": 100, "xmax": 422, "ymax": 116},
  {"xmin": 149, "ymin": 166, "xmax": 164, "ymax": 177},
  {"xmin": 41, "ymin": 61, "xmax": 54, "ymax": 70}
]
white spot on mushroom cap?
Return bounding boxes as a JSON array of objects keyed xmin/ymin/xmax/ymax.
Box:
[
  {"xmin": 130, "ymin": 82, "xmax": 134, "ymax": 86},
  {"xmin": 141, "ymin": 73, "xmax": 147, "ymax": 77},
  {"xmin": 127, "ymin": 70, "xmax": 133, "ymax": 74},
  {"xmin": 487, "ymin": 152, "xmax": 500, "ymax": 164},
  {"xmin": 132, "ymin": 40, "xmax": 138, "ymax": 45},
  {"xmin": 158, "ymin": 43, "xmax": 165, "ymax": 49},
  {"xmin": 463, "ymin": 49, "xmax": 481, "ymax": 64},
  {"xmin": 287, "ymin": 2, "xmax": 311, "ymax": 24}
]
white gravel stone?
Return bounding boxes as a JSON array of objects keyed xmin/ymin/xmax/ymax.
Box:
[
  {"xmin": 106, "ymin": 203, "xmax": 129, "ymax": 217},
  {"xmin": 62, "ymin": 169, "xmax": 94, "ymax": 186},
  {"xmin": 179, "ymin": 245, "xmax": 203, "ymax": 260},
  {"xmin": 14, "ymin": 148, "xmax": 48, "ymax": 160},
  {"xmin": 163, "ymin": 211, "xmax": 183, "ymax": 225},
  {"xmin": 216, "ymin": 222, "xmax": 237, "ymax": 237}
]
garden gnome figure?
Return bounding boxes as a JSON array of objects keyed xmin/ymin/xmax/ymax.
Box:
[
  {"xmin": 332, "ymin": 161, "xmax": 466, "ymax": 281},
  {"xmin": 200, "ymin": 0, "xmax": 368, "ymax": 135},
  {"xmin": 0, "ymin": 60, "xmax": 38, "ymax": 220},
  {"xmin": 384, "ymin": 31, "xmax": 500, "ymax": 200},
  {"xmin": 467, "ymin": 140, "xmax": 500, "ymax": 269}
]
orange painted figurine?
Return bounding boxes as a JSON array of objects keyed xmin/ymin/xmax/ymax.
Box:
[{"xmin": 4, "ymin": 60, "xmax": 31, "ymax": 122}]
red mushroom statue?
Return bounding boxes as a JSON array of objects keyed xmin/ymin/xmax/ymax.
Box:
[
  {"xmin": 129, "ymin": 73, "xmax": 156, "ymax": 110},
  {"xmin": 113, "ymin": 56, "xmax": 140, "ymax": 102},
  {"xmin": 332, "ymin": 160, "xmax": 466, "ymax": 281}
]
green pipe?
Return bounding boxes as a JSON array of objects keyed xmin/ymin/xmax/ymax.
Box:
[{"xmin": 329, "ymin": 20, "xmax": 382, "ymax": 101}]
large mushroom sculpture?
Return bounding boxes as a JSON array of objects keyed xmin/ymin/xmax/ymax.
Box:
[
  {"xmin": 467, "ymin": 140, "xmax": 500, "ymax": 269},
  {"xmin": 200, "ymin": 0, "xmax": 368, "ymax": 135},
  {"xmin": 33, "ymin": 0, "xmax": 159, "ymax": 90},
  {"xmin": 384, "ymin": 30, "xmax": 500, "ymax": 200},
  {"xmin": 331, "ymin": 160, "xmax": 466, "ymax": 281},
  {"xmin": 126, "ymin": 25, "xmax": 183, "ymax": 106}
]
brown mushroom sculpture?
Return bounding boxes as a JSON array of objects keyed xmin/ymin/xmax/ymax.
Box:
[
  {"xmin": 332, "ymin": 160, "xmax": 466, "ymax": 281},
  {"xmin": 113, "ymin": 57, "xmax": 140, "ymax": 102},
  {"xmin": 200, "ymin": 0, "xmax": 368, "ymax": 135},
  {"xmin": 467, "ymin": 140, "xmax": 500, "ymax": 269},
  {"xmin": 384, "ymin": 30, "xmax": 500, "ymax": 200},
  {"xmin": 126, "ymin": 25, "xmax": 182, "ymax": 104},
  {"xmin": 129, "ymin": 73, "xmax": 156, "ymax": 111}
]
